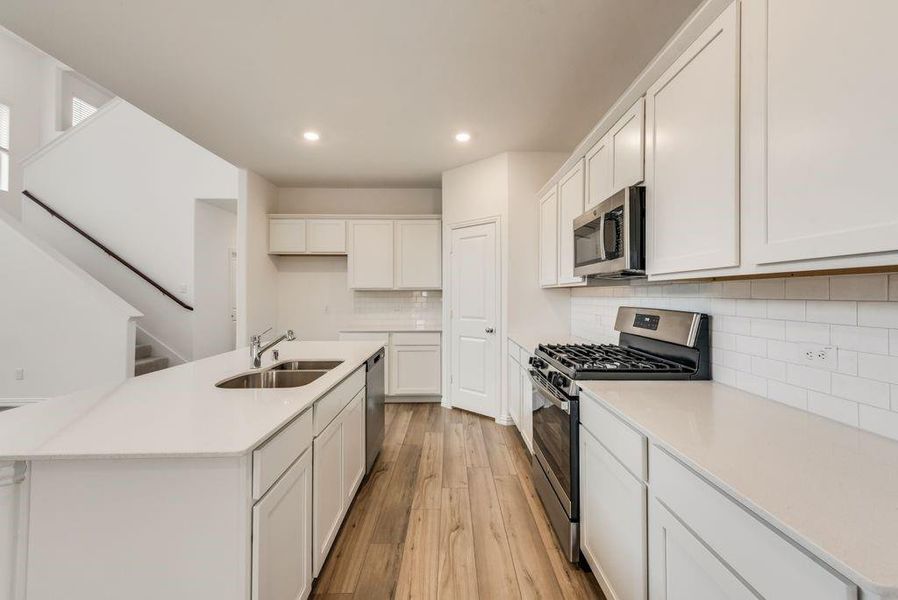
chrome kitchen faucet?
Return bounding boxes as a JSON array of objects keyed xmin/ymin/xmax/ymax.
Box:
[{"xmin": 250, "ymin": 328, "xmax": 296, "ymax": 368}]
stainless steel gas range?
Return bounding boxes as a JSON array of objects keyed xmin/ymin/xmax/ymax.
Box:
[{"xmin": 528, "ymin": 306, "xmax": 711, "ymax": 562}]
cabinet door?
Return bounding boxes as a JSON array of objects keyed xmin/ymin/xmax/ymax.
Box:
[
  {"xmin": 645, "ymin": 3, "xmax": 740, "ymax": 275},
  {"xmin": 610, "ymin": 98, "xmax": 645, "ymax": 192},
  {"xmin": 307, "ymin": 220, "xmax": 346, "ymax": 254},
  {"xmin": 557, "ymin": 159, "xmax": 586, "ymax": 286},
  {"xmin": 312, "ymin": 412, "xmax": 344, "ymax": 576},
  {"xmin": 341, "ymin": 391, "xmax": 366, "ymax": 505},
  {"xmin": 390, "ymin": 345, "xmax": 441, "ymax": 395},
  {"xmin": 269, "ymin": 219, "xmax": 307, "ymax": 254},
  {"xmin": 395, "ymin": 220, "xmax": 441, "ymax": 289},
  {"xmin": 252, "ymin": 448, "xmax": 313, "ymax": 600},
  {"xmin": 743, "ymin": 0, "xmax": 898, "ymax": 265},
  {"xmin": 586, "ymin": 133, "xmax": 612, "ymax": 210},
  {"xmin": 649, "ymin": 497, "xmax": 755, "ymax": 600},
  {"xmin": 580, "ymin": 427, "xmax": 647, "ymax": 600},
  {"xmin": 519, "ymin": 361, "xmax": 533, "ymax": 452},
  {"xmin": 347, "ymin": 220, "xmax": 395, "ymax": 289},
  {"xmin": 507, "ymin": 353, "xmax": 521, "ymax": 427},
  {"xmin": 538, "ymin": 187, "xmax": 559, "ymax": 287}
]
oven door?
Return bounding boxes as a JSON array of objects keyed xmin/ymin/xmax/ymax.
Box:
[{"xmin": 529, "ymin": 369, "xmax": 578, "ymax": 520}]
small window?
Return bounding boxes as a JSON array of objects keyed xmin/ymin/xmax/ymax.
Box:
[
  {"xmin": 0, "ymin": 103, "xmax": 9, "ymax": 192},
  {"xmin": 71, "ymin": 96, "xmax": 98, "ymax": 127}
]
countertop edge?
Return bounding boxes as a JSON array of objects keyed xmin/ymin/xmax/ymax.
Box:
[{"xmin": 579, "ymin": 384, "xmax": 898, "ymax": 596}]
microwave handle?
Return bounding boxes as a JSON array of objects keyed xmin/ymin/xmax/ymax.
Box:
[{"xmin": 598, "ymin": 214, "xmax": 607, "ymax": 261}]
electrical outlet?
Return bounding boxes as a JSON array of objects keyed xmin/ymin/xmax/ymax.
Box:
[
  {"xmin": 798, "ymin": 344, "xmax": 836, "ymax": 369},
  {"xmin": 14, "ymin": 368, "xmax": 24, "ymax": 381}
]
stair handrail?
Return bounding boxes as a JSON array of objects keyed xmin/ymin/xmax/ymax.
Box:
[{"xmin": 22, "ymin": 190, "xmax": 194, "ymax": 311}]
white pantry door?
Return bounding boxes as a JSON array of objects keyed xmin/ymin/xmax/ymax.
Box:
[{"xmin": 450, "ymin": 221, "xmax": 498, "ymax": 418}]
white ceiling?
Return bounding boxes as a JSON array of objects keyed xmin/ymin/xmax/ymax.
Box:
[{"xmin": 0, "ymin": 0, "xmax": 702, "ymax": 187}]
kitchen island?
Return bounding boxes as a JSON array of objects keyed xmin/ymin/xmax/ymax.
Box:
[{"xmin": 0, "ymin": 340, "xmax": 384, "ymax": 600}]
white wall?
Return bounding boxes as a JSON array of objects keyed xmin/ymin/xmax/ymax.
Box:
[
  {"xmin": 238, "ymin": 170, "xmax": 279, "ymax": 345},
  {"xmin": 22, "ymin": 100, "xmax": 239, "ymax": 359},
  {"xmin": 277, "ymin": 187, "xmax": 441, "ymax": 215},
  {"xmin": 194, "ymin": 200, "xmax": 237, "ymax": 359},
  {"xmin": 0, "ymin": 211, "xmax": 140, "ymax": 401}
]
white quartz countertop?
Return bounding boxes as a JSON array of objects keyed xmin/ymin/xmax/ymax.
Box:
[
  {"xmin": 578, "ymin": 379, "xmax": 898, "ymax": 595},
  {"xmin": 339, "ymin": 326, "xmax": 442, "ymax": 333},
  {"xmin": 0, "ymin": 341, "xmax": 384, "ymax": 460}
]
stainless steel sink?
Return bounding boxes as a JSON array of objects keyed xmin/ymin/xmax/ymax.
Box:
[
  {"xmin": 269, "ymin": 360, "xmax": 343, "ymax": 371},
  {"xmin": 215, "ymin": 369, "xmax": 328, "ymax": 389}
]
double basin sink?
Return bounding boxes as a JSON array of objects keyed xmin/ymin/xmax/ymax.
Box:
[{"xmin": 215, "ymin": 360, "xmax": 344, "ymax": 389}]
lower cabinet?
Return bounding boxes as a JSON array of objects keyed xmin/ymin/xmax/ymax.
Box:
[
  {"xmin": 390, "ymin": 344, "xmax": 441, "ymax": 395},
  {"xmin": 252, "ymin": 448, "xmax": 313, "ymax": 600},
  {"xmin": 518, "ymin": 350, "xmax": 533, "ymax": 451},
  {"xmin": 507, "ymin": 351, "xmax": 521, "ymax": 427},
  {"xmin": 506, "ymin": 340, "xmax": 533, "ymax": 452},
  {"xmin": 313, "ymin": 389, "xmax": 366, "ymax": 576}
]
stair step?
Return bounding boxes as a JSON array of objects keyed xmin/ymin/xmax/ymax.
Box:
[
  {"xmin": 135, "ymin": 344, "xmax": 153, "ymax": 360},
  {"xmin": 135, "ymin": 356, "xmax": 170, "ymax": 376}
]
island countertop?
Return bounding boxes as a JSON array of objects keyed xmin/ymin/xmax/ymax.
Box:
[{"xmin": 0, "ymin": 341, "xmax": 383, "ymax": 460}]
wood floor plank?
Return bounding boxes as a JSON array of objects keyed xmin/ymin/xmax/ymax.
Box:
[
  {"xmin": 372, "ymin": 442, "xmax": 423, "ymax": 544},
  {"xmin": 437, "ymin": 487, "xmax": 479, "ymax": 600},
  {"xmin": 403, "ymin": 404, "xmax": 431, "ymax": 446},
  {"xmin": 384, "ymin": 405, "xmax": 414, "ymax": 447},
  {"xmin": 395, "ymin": 509, "xmax": 441, "ymax": 600},
  {"xmin": 412, "ymin": 432, "xmax": 444, "ymax": 510},
  {"xmin": 464, "ymin": 417, "xmax": 490, "ymax": 468},
  {"xmin": 442, "ymin": 422, "xmax": 468, "ymax": 488},
  {"xmin": 494, "ymin": 475, "xmax": 565, "ymax": 599},
  {"xmin": 480, "ymin": 420, "xmax": 517, "ymax": 476},
  {"xmin": 467, "ymin": 467, "xmax": 521, "ymax": 600},
  {"xmin": 352, "ymin": 543, "xmax": 404, "ymax": 600}
]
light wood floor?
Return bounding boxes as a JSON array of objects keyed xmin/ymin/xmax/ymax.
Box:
[{"xmin": 312, "ymin": 403, "xmax": 605, "ymax": 599}]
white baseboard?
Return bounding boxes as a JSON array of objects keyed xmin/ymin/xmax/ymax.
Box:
[
  {"xmin": 495, "ymin": 413, "xmax": 514, "ymax": 426},
  {"xmin": 386, "ymin": 395, "xmax": 441, "ymax": 404}
]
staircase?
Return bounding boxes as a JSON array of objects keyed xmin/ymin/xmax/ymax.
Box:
[{"xmin": 135, "ymin": 342, "xmax": 170, "ymax": 376}]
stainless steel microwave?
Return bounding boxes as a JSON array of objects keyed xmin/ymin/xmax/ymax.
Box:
[{"xmin": 572, "ymin": 186, "xmax": 645, "ymax": 279}]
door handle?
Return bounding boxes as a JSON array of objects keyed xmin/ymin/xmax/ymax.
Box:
[{"xmin": 485, "ymin": 327, "xmax": 495, "ymax": 334}]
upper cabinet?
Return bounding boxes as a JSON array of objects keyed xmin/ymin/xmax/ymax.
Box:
[
  {"xmin": 645, "ymin": 2, "xmax": 740, "ymax": 276},
  {"xmin": 394, "ymin": 220, "xmax": 441, "ymax": 289},
  {"xmin": 307, "ymin": 219, "xmax": 346, "ymax": 254},
  {"xmin": 742, "ymin": 0, "xmax": 898, "ymax": 266},
  {"xmin": 347, "ymin": 219, "xmax": 442, "ymax": 291},
  {"xmin": 269, "ymin": 218, "xmax": 307, "ymax": 254},
  {"xmin": 347, "ymin": 220, "xmax": 395, "ymax": 289},
  {"xmin": 558, "ymin": 159, "xmax": 586, "ymax": 286},
  {"xmin": 538, "ymin": 187, "xmax": 559, "ymax": 287},
  {"xmin": 586, "ymin": 98, "xmax": 645, "ymax": 210}
]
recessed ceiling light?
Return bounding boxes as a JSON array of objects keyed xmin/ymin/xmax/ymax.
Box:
[
  {"xmin": 455, "ymin": 131, "xmax": 471, "ymax": 143},
  {"xmin": 303, "ymin": 131, "xmax": 320, "ymax": 142}
]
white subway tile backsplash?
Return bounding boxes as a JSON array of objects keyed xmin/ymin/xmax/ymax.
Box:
[
  {"xmin": 570, "ymin": 273, "xmax": 898, "ymax": 434},
  {"xmin": 787, "ymin": 364, "xmax": 831, "ymax": 393},
  {"xmin": 858, "ymin": 405, "xmax": 898, "ymax": 442},
  {"xmin": 807, "ymin": 392, "xmax": 859, "ymax": 426},
  {"xmin": 806, "ymin": 301, "xmax": 857, "ymax": 325},
  {"xmin": 785, "ymin": 321, "xmax": 830, "ymax": 344},
  {"xmin": 751, "ymin": 278, "xmax": 785, "ymax": 299},
  {"xmin": 785, "ymin": 277, "xmax": 829, "ymax": 300},
  {"xmin": 857, "ymin": 302, "xmax": 898, "ymax": 329},
  {"xmin": 830, "ymin": 325, "xmax": 889, "ymax": 354},
  {"xmin": 829, "ymin": 274, "xmax": 889, "ymax": 301},
  {"xmin": 831, "ymin": 373, "xmax": 890, "ymax": 409}
]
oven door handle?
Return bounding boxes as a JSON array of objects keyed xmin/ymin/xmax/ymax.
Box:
[{"xmin": 528, "ymin": 370, "xmax": 570, "ymax": 414}]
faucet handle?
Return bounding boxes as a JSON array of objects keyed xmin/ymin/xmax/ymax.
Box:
[
  {"xmin": 272, "ymin": 349, "xmax": 280, "ymax": 361},
  {"xmin": 251, "ymin": 327, "xmax": 273, "ymax": 345}
]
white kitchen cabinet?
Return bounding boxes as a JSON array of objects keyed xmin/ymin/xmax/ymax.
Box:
[
  {"xmin": 347, "ymin": 220, "xmax": 395, "ymax": 289},
  {"xmin": 252, "ymin": 448, "xmax": 313, "ymax": 600},
  {"xmin": 269, "ymin": 219, "xmax": 307, "ymax": 254},
  {"xmin": 390, "ymin": 344, "xmax": 441, "ymax": 395},
  {"xmin": 645, "ymin": 2, "xmax": 740, "ymax": 276},
  {"xmin": 580, "ymin": 426, "xmax": 647, "ymax": 600},
  {"xmin": 507, "ymin": 351, "xmax": 521, "ymax": 428},
  {"xmin": 585, "ymin": 132, "xmax": 612, "ymax": 210},
  {"xmin": 648, "ymin": 497, "xmax": 755, "ymax": 600},
  {"xmin": 307, "ymin": 220, "xmax": 346, "ymax": 254},
  {"xmin": 313, "ymin": 390, "xmax": 366, "ymax": 576},
  {"xmin": 557, "ymin": 159, "xmax": 585, "ymax": 286},
  {"xmin": 395, "ymin": 219, "xmax": 441, "ymax": 290},
  {"xmin": 742, "ymin": 0, "xmax": 898, "ymax": 266},
  {"xmin": 587, "ymin": 99, "xmax": 646, "ymax": 211},
  {"xmin": 538, "ymin": 187, "xmax": 559, "ymax": 287},
  {"xmin": 518, "ymin": 357, "xmax": 533, "ymax": 452}
]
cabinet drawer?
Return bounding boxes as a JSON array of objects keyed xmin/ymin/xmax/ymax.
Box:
[
  {"xmin": 650, "ymin": 445, "xmax": 856, "ymax": 600},
  {"xmin": 314, "ymin": 366, "xmax": 366, "ymax": 435},
  {"xmin": 580, "ymin": 391, "xmax": 646, "ymax": 481},
  {"xmin": 391, "ymin": 331, "xmax": 440, "ymax": 346},
  {"xmin": 252, "ymin": 408, "xmax": 313, "ymax": 501}
]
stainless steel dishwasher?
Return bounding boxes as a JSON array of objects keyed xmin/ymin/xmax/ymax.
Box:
[{"xmin": 365, "ymin": 348, "xmax": 386, "ymax": 474}]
